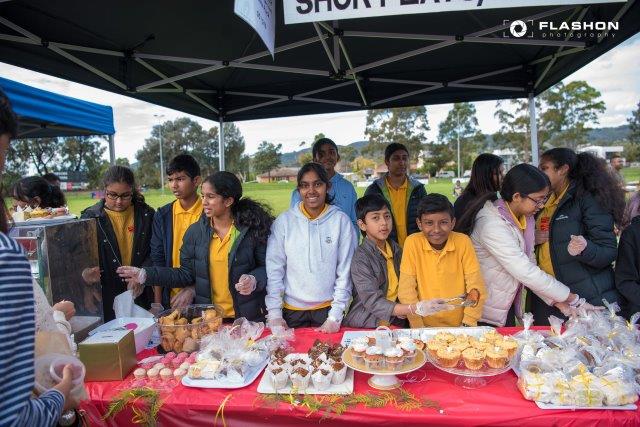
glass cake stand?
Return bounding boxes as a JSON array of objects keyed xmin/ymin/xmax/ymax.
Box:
[
  {"xmin": 342, "ymin": 348, "xmax": 427, "ymax": 390},
  {"xmin": 425, "ymin": 352, "xmax": 513, "ymax": 389}
]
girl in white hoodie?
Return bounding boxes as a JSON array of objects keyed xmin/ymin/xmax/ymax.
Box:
[
  {"xmin": 266, "ymin": 163, "xmax": 357, "ymax": 333},
  {"xmin": 455, "ymin": 163, "xmax": 600, "ymax": 327}
]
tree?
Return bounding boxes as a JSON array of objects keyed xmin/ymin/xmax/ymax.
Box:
[
  {"xmin": 421, "ymin": 142, "xmax": 454, "ymax": 176},
  {"xmin": 339, "ymin": 146, "xmax": 357, "ymax": 172},
  {"xmin": 629, "ymin": 101, "xmax": 640, "ymax": 145},
  {"xmin": 11, "ymin": 137, "xmax": 63, "ymax": 174},
  {"xmin": 60, "ymin": 136, "xmax": 107, "ymax": 172},
  {"xmin": 252, "ymin": 141, "xmax": 282, "ymax": 182},
  {"xmin": 297, "ymin": 151, "xmax": 313, "ymax": 166},
  {"xmin": 351, "ymin": 156, "xmax": 376, "ymax": 176},
  {"xmin": 363, "ymin": 107, "xmax": 429, "ymax": 162},
  {"xmin": 493, "ymin": 98, "xmax": 542, "ymax": 163},
  {"xmin": 540, "ymin": 81, "xmax": 606, "ymax": 149},
  {"xmin": 437, "ymin": 103, "xmax": 482, "ymax": 175}
]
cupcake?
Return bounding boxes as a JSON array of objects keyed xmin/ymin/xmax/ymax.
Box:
[
  {"xmin": 426, "ymin": 339, "xmax": 444, "ymax": 359},
  {"xmin": 384, "ymin": 347, "xmax": 405, "ymax": 370},
  {"xmin": 330, "ymin": 361, "xmax": 347, "ymax": 384},
  {"xmin": 470, "ymin": 337, "xmax": 491, "ymax": 352},
  {"xmin": 413, "ymin": 339, "xmax": 426, "ymax": 351},
  {"xmin": 147, "ymin": 368, "xmax": 160, "ymax": 380},
  {"xmin": 436, "ymin": 346, "xmax": 461, "ymax": 368},
  {"xmin": 290, "ymin": 367, "xmax": 310, "ymax": 391},
  {"xmin": 311, "ymin": 368, "xmax": 332, "ymax": 391},
  {"xmin": 400, "ymin": 341, "xmax": 417, "ymax": 364},
  {"xmin": 462, "ymin": 348, "xmax": 485, "ymax": 370},
  {"xmin": 450, "ymin": 340, "xmax": 470, "ymax": 353},
  {"xmin": 351, "ymin": 342, "xmax": 368, "ymax": 362},
  {"xmin": 498, "ymin": 337, "xmax": 518, "ymax": 358},
  {"xmin": 364, "ymin": 346, "xmax": 384, "ymax": 370},
  {"xmin": 153, "ymin": 362, "xmax": 165, "ymax": 371},
  {"xmin": 173, "ymin": 368, "xmax": 186, "ymax": 382},
  {"xmin": 486, "ymin": 346, "xmax": 509, "ymax": 369},
  {"xmin": 268, "ymin": 366, "xmax": 289, "ymax": 390},
  {"xmin": 160, "ymin": 368, "xmax": 173, "ymax": 381},
  {"xmin": 482, "ymin": 331, "xmax": 502, "ymax": 344},
  {"xmin": 366, "ymin": 333, "xmax": 376, "ymax": 346},
  {"xmin": 434, "ymin": 332, "xmax": 456, "ymax": 343},
  {"xmin": 133, "ymin": 368, "xmax": 146, "ymax": 380}
]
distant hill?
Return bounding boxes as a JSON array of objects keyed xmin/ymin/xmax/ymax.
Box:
[{"xmin": 281, "ymin": 140, "xmax": 368, "ymax": 166}]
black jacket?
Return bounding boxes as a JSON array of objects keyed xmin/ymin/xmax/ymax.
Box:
[
  {"xmin": 81, "ymin": 200, "xmax": 155, "ymax": 321},
  {"xmin": 616, "ymin": 216, "xmax": 640, "ymax": 317},
  {"xmin": 364, "ymin": 175, "xmax": 427, "ymax": 244},
  {"xmin": 530, "ymin": 183, "xmax": 622, "ymax": 323},
  {"xmin": 144, "ymin": 215, "xmax": 267, "ymax": 322}
]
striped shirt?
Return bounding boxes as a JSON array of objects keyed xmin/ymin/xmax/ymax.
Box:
[{"xmin": 0, "ymin": 232, "xmax": 64, "ymax": 427}]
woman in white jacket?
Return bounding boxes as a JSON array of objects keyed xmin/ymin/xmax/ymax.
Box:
[
  {"xmin": 455, "ymin": 163, "xmax": 599, "ymax": 327},
  {"xmin": 266, "ymin": 163, "xmax": 357, "ymax": 333}
]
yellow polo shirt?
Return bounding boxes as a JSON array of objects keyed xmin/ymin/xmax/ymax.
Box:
[
  {"xmin": 170, "ymin": 198, "xmax": 203, "ymax": 298},
  {"xmin": 506, "ymin": 202, "xmax": 527, "ymax": 230},
  {"xmin": 380, "ymin": 242, "xmax": 398, "ymax": 302},
  {"xmin": 283, "ymin": 203, "xmax": 332, "ymax": 311},
  {"xmin": 209, "ymin": 224, "xmax": 239, "ymax": 318},
  {"xmin": 398, "ymin": 232, "xmax": 486, "ymax": 327},
  {"xmin": 104, "ymin": 205, "xmax": 134, "ymax": 265},
  {"xmin": 386, "ymin": 177, "xmax": 408, "ymax": 247},
  {"xmin": 536, "ymin": 184, "xmax": 569, "ymax": 277}
]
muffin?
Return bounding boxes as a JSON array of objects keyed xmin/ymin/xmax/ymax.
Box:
[
  {"xmin": 268, "ymin": 366, "xmax": 289, "ymax": 389},
  {"xmin": 364, "ymin": 346, "xmax": 384, "ymax": 370},
  {"xmin": 450, "ymin": 340, "xmax": 470, "ymax": 353},
  {"xmin": 147, "ymin": 368, "xmax": 159, "ymax": 380},
  {"xmin": 426, "ymin": 339, "xmax": 444, "ymax": 358},
  {"xmin": 433, "ymin": 332, "xmax": 456, "ymax": 343},
  {"xmin": 384, "ymin": 347, "xmax": 405, "ymax": 370},
  {"xmin": 470, "ymin": 337, "xmax": 491, "ymax": 352},
  {"xmin": 400, "ymin": 341, "xmax": 418, "ymax": 364},
  {"xmin": 498, "ymin": 337, "xmax": 518, "ymax": 358},
  {"xmin": 311, "ymin": 368, "xmax": 332, "ymax": 391},
  {"xmin": 160, "ymin": 368, "xmax": 173, "ymax": 381},
  {"xmin": 462, "ymin": 348, "xmax": 485, "ymax": 370},
  {"xmin": 330, "ymin": 361, "xmax": 347, "ymax": 384},
  {"xmin": 290, "ymin": 367, "xmax": 310, "ymax": 391},
  {"xmin": 173, "ymin": 368, "xmax": 187, "ymax": 382},
  {"xmin": 133, "ymin": 368, "xmax": 146, "ymax": 380},
  {"xmin": 482, "ymin": 331, "xmax": 502, "ymax": 344},
  {"xmin": 436, "ymin": 346, "xmax": 461, "ymax": 368},
  {"xmin": 486, "ymin": 346, "xmax": 509, "ymax": 369}
]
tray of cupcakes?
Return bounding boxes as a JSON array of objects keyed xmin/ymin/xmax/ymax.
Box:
[{"xmin": 257, "ymin": 341, "xmax": 354, "ymax": 395}]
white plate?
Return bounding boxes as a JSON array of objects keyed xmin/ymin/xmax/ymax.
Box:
[
  {"xmin": 535, "ymin": 401, "xmax": 637, "ymax": 411},
  {"xmin": 340, "ymin": 326, "xmax": 495, "ymax": 347},
  {"xmin": 181, "ymin": 357, "xmax": 268, "ymax": 389},
  {"xmin": 13, "ymin": 214, "xmax": 77, "ymax": 226}
]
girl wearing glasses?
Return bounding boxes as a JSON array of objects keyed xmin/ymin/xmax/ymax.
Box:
[
  {"xmin": 81, "ymin": 166, "xmax": 155, "ymax": 321},
  {"xmin": 265, "ymin": 162, "xmax": 357, "ymax": 333},
  {"xmin": 455, "ymin": 164, "xmax": 600, "ymax": 327},
  {"xmin": 532, "ymin": 148, "xmax": 625, "ymax": 322}
]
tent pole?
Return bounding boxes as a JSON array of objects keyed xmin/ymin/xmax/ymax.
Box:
[
  {"xmin": 219, "ymin": 117, "xmax": 225, "ymax": 172},
  {"xmin": 108, "ymin": 134, "xmax": 115, "ymax": 165},
  {"xmin": 529, "ymin": 92, "xmax": 539, "ymax": 165}
]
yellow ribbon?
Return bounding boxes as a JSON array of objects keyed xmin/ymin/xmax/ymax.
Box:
[{"xmin": 527, "ymin": 372, "xmax": 546, "ymax": 401}]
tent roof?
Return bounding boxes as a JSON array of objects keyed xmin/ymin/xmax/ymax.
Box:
[
  {"xmin": 0, "ymin": 75, "xmax": 114, "ymax": 137},
  {"xmin": 0, "ymin": 1, "xmax": 636, "ymax": 123}
]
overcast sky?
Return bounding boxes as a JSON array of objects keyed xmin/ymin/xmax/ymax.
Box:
[{"xmin": 1, "ymin": 34, "xmax": 638, "ymax": 163}]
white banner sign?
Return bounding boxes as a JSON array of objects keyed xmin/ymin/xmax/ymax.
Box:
[
  {"xmin": 284, "ymin": 0, "xmax": 627, "ymax": 25},
  {"xmin": 235, "ymin": 0, "xmax": 276, "ymax": 56}
]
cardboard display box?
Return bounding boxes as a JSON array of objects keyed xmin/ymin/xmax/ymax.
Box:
[{"xmin": 79, "ymin": 329, "xmax": 136, "ymax": 381}]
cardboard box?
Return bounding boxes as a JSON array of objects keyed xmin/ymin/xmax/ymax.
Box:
[{"xmin": 79, "ymin": 329, "xmax": 137, "ymax": 381}]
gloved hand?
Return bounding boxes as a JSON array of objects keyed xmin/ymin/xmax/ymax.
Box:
[
  {"xmin": 128, "ymin": 282, "xmax": 144, "ymax": 299},
  {"xmin": 567, "ymin": 235, "xmax": 588, "ymax": 256},
  {"xmin": 266, "ymin": 316, "xmax": 289, "ymax": 332},
  {"xmin": 414, "ymin": 299, "xmax": 455, "ymax": 316},
  {"xmin": 117, "ymin": 266, "xmax": 147, "ymax": 285},
  {"xmin": 234, "ymin": 274, "xmax": 257, "ymax": 295},
  {"xmin": 170, "ymin": 286, "xmax": 196, "ymax": 310},
  {"xmin": 81, "ymin": 266, "xmax": 101, "ymax": 285},
  {"xmin": 315, "ymin": 317, "xmax": 341, "ymax": 334},
  {"xmin": 150, "ymin": 303, "xmax": 165, "ymax": 316},
  {"xmin": 555, "ymin": 297, "xmax": 605, "ymax": 317}
]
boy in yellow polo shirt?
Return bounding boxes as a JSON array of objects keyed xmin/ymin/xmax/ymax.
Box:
[
  {"xmin": 398, "ymin": 194, "xmax": 486, "ymax": 328},
  {"xmin": 150, "ymin": 154, "xmax": 202, "ymax": 312}
]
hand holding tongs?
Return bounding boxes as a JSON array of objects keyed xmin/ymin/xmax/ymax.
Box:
[{"xmin": 444, "ymin": 289, "xmax": 480, "ymax": 308}]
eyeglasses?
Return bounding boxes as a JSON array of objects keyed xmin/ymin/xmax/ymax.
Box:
[
  {"xmin": 106, "ymin": 191, "xmax": 133, "ymax": 201},
  {"xmin": 525, "ymin": 194, "xmax": 549, "ymax": 207},
  {"xmin": 298, "ymin": 181, "xmax": 325, "ymax": 190}
]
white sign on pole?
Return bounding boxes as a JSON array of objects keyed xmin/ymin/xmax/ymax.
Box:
[
  {"xmin": 284, "ymin": 0, "xmax": 627, "ymax": 25},
  {"xmin": 235, "ymin": 0, "xmax": 276, "ymax": 57}
]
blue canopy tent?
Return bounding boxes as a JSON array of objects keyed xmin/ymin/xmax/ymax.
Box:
[{"xmin": 0, "ymin": 76, "xmax": 116, "ymax": 163}]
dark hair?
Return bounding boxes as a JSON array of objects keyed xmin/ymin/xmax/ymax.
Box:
[
  {"xmin": 12, "ymin": 176, "xmax": 66, "ymax": 208},
  {"xmin": 204, "ymin": 171, "xmax": 274, "ymax": 244},
  {"xmin": 356, "ymin": 194, "xmax": 391, "ymax": 222},
  {"xmin": 460, "ymin": 153, "xmax": 504, "ymax": 199},
  {"xmin": 611, "ymin": 154, "xmax": 622, "ymax": 160},
  {"xmin": 417, "ymin": 193, "xmax": 455, "ymax": 219},
  {"xmin": 166, "ymin": 154, "xmax": 201, "ymax": 179},
  {"xmin": 0, "ymin": 90, "xmax": 17, "ymax": 233},
  {"xmin": 102, "ymin": 165, "xmax": 145, "ymax": 204},
  {"xmin": 42, "ymin": 172, "xmax": 61, "ymax": 186},
  {"xmin": 384, "ymin": 143, "xmax": 409, "ymax": 162},
  {"xmin": 296, "ymin": 162, "xmax": 334, "ymax": 204},
  {"xmin": 312, "ymin": 138, "xmax": 339, "ymax": 160},
  {"xmin": 455, "ymin": 163, "xmax": 550, "ymax": 235},
  {"xmin": 542, "ymin": 148, "xmax": 625, "ymax": 226}
]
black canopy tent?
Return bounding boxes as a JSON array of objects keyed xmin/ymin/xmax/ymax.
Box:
[{"xmin": 0, "ymin": 0, "xmax": 637, "ymax": 169}]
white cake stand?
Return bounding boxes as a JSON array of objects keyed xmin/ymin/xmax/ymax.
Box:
[{"xmin": 342, "ymin": 348, "xmax": 427, "ymax": 390}]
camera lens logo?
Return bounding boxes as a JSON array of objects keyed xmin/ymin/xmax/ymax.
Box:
[{"xmin": 509, "ymin": 20, "xmax": 528, "ymax": 38}]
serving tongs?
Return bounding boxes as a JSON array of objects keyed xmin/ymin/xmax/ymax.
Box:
[{"xmin": 444, "ymin": 289, "xmax": 480, "ymax": 308}]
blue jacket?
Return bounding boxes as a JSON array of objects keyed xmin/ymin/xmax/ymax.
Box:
[{"xmin": 290, "ymin": 172, "xmax": 358, "ymax": 235}]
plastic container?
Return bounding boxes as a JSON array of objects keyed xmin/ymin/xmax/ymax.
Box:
[
  {"xmin": 90, "ymin": 317, "xmax": 156, "ymax": 353},
  {"xmin": 155, "ymin": 304, "xmax": 223, "ymax": 353},
  {"xmin": 34, "ymin": 354, "xmax": 85, "ymax": 394}
]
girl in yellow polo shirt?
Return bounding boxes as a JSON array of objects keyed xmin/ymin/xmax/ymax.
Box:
[{"xmin": 118, "ymin": 172, "xmax": 274, "ymax": 322}]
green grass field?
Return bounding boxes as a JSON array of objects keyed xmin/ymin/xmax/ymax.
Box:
[{"xmin": 64, "ymin": 168, "xmax": 640, "ymax": 217}]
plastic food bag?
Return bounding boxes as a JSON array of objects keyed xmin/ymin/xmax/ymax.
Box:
[{"xmin": 113, "ymin": 290, "xmax": 153, "ymax": 319}]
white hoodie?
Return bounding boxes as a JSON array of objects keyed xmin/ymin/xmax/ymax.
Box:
[{"xmin": 265, "ymin": 203, "xmax": 357, "ymax": 322}]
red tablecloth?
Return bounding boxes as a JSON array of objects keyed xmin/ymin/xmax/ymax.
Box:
[{"xmin": 81, "ymin": 327, "xmax": 640, "ymax": 426}]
